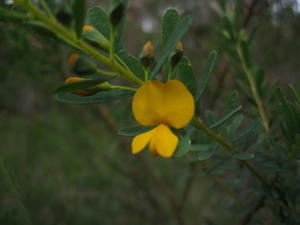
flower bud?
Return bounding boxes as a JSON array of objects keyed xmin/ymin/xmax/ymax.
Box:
[
  {"xmin": 82, "ymin": 25, "xmax": 110, "ymax": 50},
  {"xmin": 64, "ymin": 77, "xmax": 95, "ymax": 96},
  {"xmin": 143, "ymin": 41, "xmax": 154, "ymax": 56},
  {"xmin": 170, "ymin": 42, "xmax": 183, "ymax": 70},
  {"xmin": 67, "ymin": 53, "xmax": 97, "ymax": 75},
  {"xmin": 64, "ymin": 77, "xmax": 111, "ymax": 96},
  {"xmin": 176, "ymin": 41, "xmax": 183, "ymax": 52},
  {"xmin": 140, "ymin": 41, "xmax": 155, "ymax": 69}
]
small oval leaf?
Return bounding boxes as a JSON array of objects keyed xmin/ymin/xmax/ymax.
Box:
[
  {"xmin": 88, "ymin": 7, "xmax": 111, "ymax": 39},
  {"xmin": 174, "ymin": 136, "xmax": 191, "ymax": 157},
  {"xmin": 55, "ymin": 89, "xmax": 133, "ymax": 104}
]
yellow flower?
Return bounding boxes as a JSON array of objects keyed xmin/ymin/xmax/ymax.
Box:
[{"xmin": 131, "ymin": 80, "xmax": 195, "ymax": 157}]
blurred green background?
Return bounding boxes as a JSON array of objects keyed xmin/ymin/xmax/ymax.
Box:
[{"xmin": 0, "ymin": 0, "xmax": 300, "ymax": 224}]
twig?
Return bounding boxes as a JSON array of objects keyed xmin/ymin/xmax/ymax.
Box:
[
  {"xmin": 239, "ymin": 195, "xmax": 266, "ymax": 225},
  {"xmin": 15, "ymin": 0, "xmax": 144, "ymax": 86},
  {"xmin": 236, "ymin": 44, "xmax": 269, "ymax": 133}
]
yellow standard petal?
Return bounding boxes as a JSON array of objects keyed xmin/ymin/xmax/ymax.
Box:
[
  {"xmin": 151, "ymin": 124, "xmax": 178, "ymax": 158},
  {"xmin": 131, "ymin": 128, "xmax": 155, "ymax": 154},
  {"xmin": 132, "ymin": 80, "xmax": 195, "ymax": 128},
  {"xmin": 163, "ymin": 80, "xmax": 195, "ymax": 129},
  {"xmin": 132, "ymin": 80, "xmax": 165, "ymax": 126}
]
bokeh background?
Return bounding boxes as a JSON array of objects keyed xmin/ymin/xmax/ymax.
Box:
[{"xmin": 0, "ymin": 0, "xmax": 300, "ymax": 224}]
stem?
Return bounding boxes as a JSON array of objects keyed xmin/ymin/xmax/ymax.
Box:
[
  {"xmin": 95, "ymin": 69, "xmax": 118, "ymax": 76},
  {"xmin": 236, "ymin": 44, "xmax": 269, "ymax": 133},
  {"xmin": 193, "ymin": 117, "xmax": 268, "ymax": 186},
  {"xmin": 0, "ymin": 7, "xmax": 30, "ymax": 19},
  {"xmin": 193, "ymin": 117, "xmax": 300, "ymax": 216},
  {"xmin": 144, "ymin": 69, "xmax": 149, "ymax": 81},
  {"xmin": 109, "ymin": 28, "xmax": 115, "ymax": 59},
  {"xmin": 114, "ymin": 54, "xmax": 131, "ymax": 71},
  {"xmin": 15, "ymin": 0, "xmax": 144, "ymax": 86},
  {"xmin": 110, "ymin": 85, "xmax": 136, "ymax": 91}
]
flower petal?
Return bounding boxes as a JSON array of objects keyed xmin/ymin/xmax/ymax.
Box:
[
  {"xmin": 148, "ymin": 137, "xmax": 159, "ymax": 157},
  {"xmin": 152, "ymin": 124, "xmax": 178, "ymax": 158},
  {"xmin": 131, "ymin": 128, "xmax": 156, "ymax": 154},
  {"xmin": 132, "ymin": 80, "xmax": 165, "ymax": 126},
  {"xmin": 163, "ymin": 80, "xmax": 195, "ymax": 129},
  {"xmin": 132, "ymin": 80, "xmax": 195, "ymax": 129}
]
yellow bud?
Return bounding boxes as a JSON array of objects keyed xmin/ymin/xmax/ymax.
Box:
[
  {"xmin": 143, "ymin": 41, "xmax": 154, "ymax": 56},
  {"xmin": 67, "ymin": 53, "xmax": 79, "ymax": 67},
  {"xmin": 64, "ymin": 77, "xmax": 93, "ymax": 96},
  {"xmin": 82, "ymin": 25, "xmax": 94, "ymax": 33},
  {"xmin": 176, "ymin": 42, "xmax": 183, "ymax": 52},
  {"xmin": 65, "ymin": 77, "xmax": 86, "ymax": 83}
]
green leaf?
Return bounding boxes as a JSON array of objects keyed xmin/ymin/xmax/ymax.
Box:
[
  {"xmin": 205, "ymin": 111, "xmax": 216, "ymax": 125},
  {"xmin": 276, "ymin": 88, "xmax": 299, "ymax": 133},
  {"xmin": 54, "ymin": 77, "xmax": 115, "ymax": 93},
  {"xmin": 88, "ymin": 7, "xmax": 111, "ymax": 39},
  {"xmin": 232, "ymin": 119, "xmax": 261, "ymax": 141},
  {"xmin": 227, "ymin": 114, "xmax": 244, "ymax": 137},
  {"xmin": 44, "ymin": 0, "xmax": 56, "ymax": 14},
  {"xmin": 191, "ymin": 144, "xmax": 217, "ymax": 160},
  {"xmin": 225, "ymin": 90, "xmax": 240, "ymax": 112},
  {"xmin": 150, "ymin": 15, "xmax": 191, "ymax": 79},
  {"xmin": 72, "ymin": 0, "xmax": 86, "ymax": 37},
  {"xmin": 174, "ymin": 136, "xmax": 191, "ymax": 157},
  {"xmin": 118, "ymin": 125, "xmax": 154, "ymax": 136},
  {"xmin": 232, "ymin": 152, "xmax": 255, "ymax": 160},
  {"xmin": 197, "ymin": 147, "xmax": 216, "ymax": 161},
  {"xmin": 117, "ymin": 51, "xmax": 145, "ymax": 80},
  {"xmin": 178, "ymin": 57, "xmax": 196, "ymax": 94},
  {"xmin": 195, "ymin": 51, "xmax": 218, "ymax": 101},
  {"xmin": 55, "ymin": 89, "xmax": 133, "ymax": 104},
  {"xmin": 162, "ymin": 9, "xmax": 180, "ymax": 46},
  {"xmin": 82, "ymin": 28, "xmax": 110, "ymax": 50},
  {"xmin": 205, "ymin": 157, "xmax": 230, "ymax": 174},
  {"xmin": 209, "ymin": 105, "xmax": 242, "ymax": 129},
  {"xmin": 190, "ymin": 144, "xmax": 212, "ymax": 152}
]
